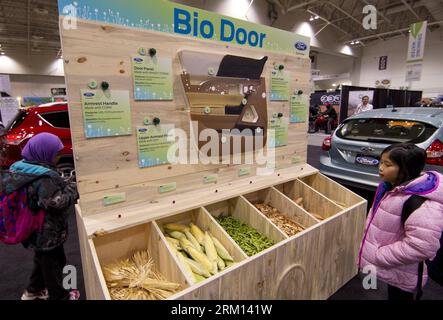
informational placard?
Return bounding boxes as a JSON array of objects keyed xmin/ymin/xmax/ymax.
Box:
[
  {"xmin": 132, "ymin": 56, "xmax": 173, "ymax": 100},
  {"xmin": 270, "ymin": 70, "xmax": 290, "ymax": 101},
  {"xmin": 407, "ymin": 21, "xmax": 427, "ymax": 63},
  {"xmin": 268, "ymin": 117, "xmax": 288, "ymax": 148},
  {"xmin": 290, "ymin": 95, "xmax": 308, "ymax": 123},
  {"xmin": 136, "ymin": 124, "xmax": 176, "ymax": 168},
  {"xmin": 0, "ymin": 97, "xmax": 19, "ymax": 127},
  {"xmin": 80, "ymin": 90, "xmax": 132, "ymax": 138}
]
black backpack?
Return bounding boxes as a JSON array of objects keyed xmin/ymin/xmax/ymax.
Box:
[{"xmin": 401, "ymin": 195, "xmax": 443, "ymax": 299}]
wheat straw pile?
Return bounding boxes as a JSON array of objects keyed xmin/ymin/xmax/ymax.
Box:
[{"xmin": 103, "ymin": 250, "xmax": 182, "ymax": 300}]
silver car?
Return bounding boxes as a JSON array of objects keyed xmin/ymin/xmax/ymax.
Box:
[{"xmin": 320, "ymin": 108, "xmax": 443, "ymax": 190}]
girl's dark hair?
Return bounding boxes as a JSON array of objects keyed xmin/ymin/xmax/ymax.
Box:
[{"xmin": 381, "ymin": 143, "xmax": 426, "ymax": 185}]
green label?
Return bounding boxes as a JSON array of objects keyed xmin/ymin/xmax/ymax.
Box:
[
  {"xmin": 132, "ymin": 56, "xmax": 173, "ymax": 100},
  {"xmin": 80, "ymin": 90, "xmax": 132, "ymax": 139},
  {"xmin": 203, "ymin": 175, "xmax": 218, "ymax": 184},
  {"xmin": 137, "ymin": 125, "xmax": 175, "ymax": 168},
  {"xmin": 292, "ymin": 155, "xmax": 302, "ymax": 164},
  {"xmin": 103, "ymin": 193, "xmax": 126, "ymax": 206},
  {"xmin": 238, "ymin": 167, "xmax": 251, "ymax": 177},
  {"xmin": 270, "ymin": 70, "xmax": 290, "ymax": 101},
  {"xmin": 58, "ymin": 0, "xmax": 310, "ymax": 57},
  {"xmin": 290, "ymin": 95, "xmax": 308, "ymax": 123},
  {"xmin": 159, "ymin": 182, "xmax": 177, "ymax": 194},
  {"xmin": 268, "ymin": 117, "xmax": 288, "ymax": 148}
]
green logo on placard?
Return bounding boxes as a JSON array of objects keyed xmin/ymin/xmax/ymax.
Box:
[{"xmin": 159, "ymin": 182, "xmax": 177, "ymax": 194}]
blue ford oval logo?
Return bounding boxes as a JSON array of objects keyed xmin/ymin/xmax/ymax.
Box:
[
  {"xmin": 138, "ymin": 128, "xmax": 148, "ymax": 133},
  {"xmin": 295, "ymin": 41, "xmax": 307, "ymax": 51},
  {"xmin": 356, "ymin": 156, "xmax": 379, "ymax": 166},
  {"xmin": 83, "ymin": 92, "xmax": 95, "ymax": 97},
  {"xmin": 133, "ymin": 58, "xmax": 144, "ymax": 63}
]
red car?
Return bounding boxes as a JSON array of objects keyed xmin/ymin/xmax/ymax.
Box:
[{"xmin": 0, "ymin": 102, "xmax": 75, "ymax": 180}]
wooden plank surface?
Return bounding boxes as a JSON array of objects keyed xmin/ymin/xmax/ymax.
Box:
[{"xmin": 59, "ymin": 18, "xmax": 311, "ymax": 216}]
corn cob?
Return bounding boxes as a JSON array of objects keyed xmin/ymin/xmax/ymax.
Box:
[
  {"xmin": 185, "ymin": 230, "xmax": 203, "ymax": 253},
  {"xmin": 164, "ymin": 223, "xmax": 189, "ymax": 233},
  {"xmin": 203, "ymin": 232, "xmax": 219, "ymax": 274},
  {"xmin": 190, "ymin": 223, "xmax": 205, "ymax": 245},
  {"xmin": 182, "ymin": 244, "xmax": 213, "ymax": 272},
  {"xmin": 175, "ymin": 250, "xmax": 197, "ymax": 283},
  {"xmin": 217, "ymin": 256, "xmax": 226, "ymax": 271},
  {"xmin": 165, "ymin": 237, "xmax": 181, "ymax": 251},
  {"xmin": 184, "ymin": 257, "xmax": 211, "ymax": 278},
  {"xmin": 193, "ymin": 273, "xmax": 206, "ymax": 283},
  {"xmin": 168, "ymin": 231, "xmax": 186, "ymax": 241},
  {"xmin": 209, "ymin": 233, "xmax": 234, "ymax": 262},
  {"xmin": 178, "ymin": 237, "xmax": 195, "ymax": 250}
]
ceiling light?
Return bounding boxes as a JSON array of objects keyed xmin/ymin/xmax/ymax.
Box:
[
  {"xmin": 314, "ymin": 15, "xmax": 319, "ymax": 20},
  {"xmin": 355, "ymin": 40, "xmax": 360, "ymax": 44},
  {"xmin": 309, "ymin": 16, "xmax": 314, "ymax": 21},
  {"xmin": 1, "ymin": 52, "xmax": 5, "ymax": 55},
  {"xmin": 350, "ymin": 41, "xmax": 355, "ymax": 45},
  {"xmin": 332, "ymin": 83, "xmax": 337, "ymax": 86}
]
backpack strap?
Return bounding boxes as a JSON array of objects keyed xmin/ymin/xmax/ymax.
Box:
[
  {"xmin": 401, "ymin": 195, "xmax": 427, "ymax": 226},
  {"xmin": 401, "ymin": 195, "xmax": 427, "ymax": 300}
]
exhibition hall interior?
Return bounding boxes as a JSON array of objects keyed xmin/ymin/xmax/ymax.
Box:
[{"xmin": 0, "ymin": 0, "xmax": 442, "ymax": 302}]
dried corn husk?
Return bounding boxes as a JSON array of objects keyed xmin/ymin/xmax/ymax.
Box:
[
  {"xmin": 255, "ymin": 203, "xmax": 305, "ymax": 237},
  {"xmin": 103, "ymin": 250, "xmax": 181, "ymax": 300}
]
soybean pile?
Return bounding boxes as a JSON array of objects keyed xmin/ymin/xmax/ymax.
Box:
[{"xmin": 215, "ymin": 216, "xmax": 275, "ymax": 256}]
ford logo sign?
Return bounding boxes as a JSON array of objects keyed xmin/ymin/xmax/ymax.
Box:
[
  {"xmin": 138, "ymin": 128, "xmax": 148, "ymax": 133},
  {"xmin": 83, "ymin": 92, "xmax": 95, "ymax": 97},
  {"xmin": 133, "ymin": 58, "xmax": 144, "ymax": 63},
  {"xmin": 356, "ymin": 156, "xmax": 379, "ymax": 166},
  {"xmin": 295, "ymin": 42, "xmax": 307, "ymax": 51}
]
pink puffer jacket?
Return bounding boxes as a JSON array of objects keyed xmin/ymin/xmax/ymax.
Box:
[{"xmin": 358, "ymin": 171, "xmax": 443, "ymax": 293}]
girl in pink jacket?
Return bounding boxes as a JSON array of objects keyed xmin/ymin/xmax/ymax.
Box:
[{"xmin": 358, "ymin": 143, "xmax": 443, "ymax": 300}]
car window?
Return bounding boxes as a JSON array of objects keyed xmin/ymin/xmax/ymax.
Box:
[
  {"xmin": 336, "ymin": 118, "xmax": 437, "ymax": 144},
  {"xmin": 7, "ymin": 110, "xmax": 28, "ymax": 131},
  {"xmin": 40, "ymin": 111, "xmax": 70, "ymax": 128}
]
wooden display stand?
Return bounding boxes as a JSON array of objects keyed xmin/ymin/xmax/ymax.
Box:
[{"xmin": 58, "ymin": 1, "xmax": 367, "ymax": 300}]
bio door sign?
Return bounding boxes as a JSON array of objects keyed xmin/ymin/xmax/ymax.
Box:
[
  {"xmin": 174, "ymin": 8, "xmax": 267, "ymax": 48},
  {"xmin": 58, "ymin": 0, "xmax": 310, "ymax": 57}
]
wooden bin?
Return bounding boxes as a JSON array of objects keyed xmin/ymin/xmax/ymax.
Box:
[
  {"xmin": 242, "ymin": 187, "xmax": 319, "ymax": 237},
  {"xmin": 299, "ymin": 172, "xmax": 367, "ymax": 211},
  {"xmin": 86, "ymin": 221, "xmax": 191, "ymax": 300},
  {"xmin": 77, "ymin": 172, "xmax": 368, "ymax": 300},
  {"xmin": 274, "ymin": 178, "xmax": 344, "ymax": 221}
]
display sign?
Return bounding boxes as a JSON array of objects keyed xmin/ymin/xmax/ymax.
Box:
[
  {"xmin": 80, "ymin": 90, "xmax": 132, "ymax": 138},
  {"xmin": 58, "ymin": 0, "xmax": 310, "ymax": 57},
  {"xmin": 0, "ymin": 97, "xmax": 19, "ymax": 127},
  {"xmin": 136, "ymin": 124, "xmax": 175, "ymax": 168},
  {"xmin": 132, "ymin": 56, "xmax": 173, "ymax": 101},
  {"xmin": 290, "ymin": 95, "xmax": 308, "ymax": 123},
  {"xmin": 51, "ymin": 88, "xmax": 67, "ymax": 96},
  {"xmin": 407, "ymin": 21, "xmax": 427, "ymax": 63},
  {"xmin": 270, "ymin": 70, "xmax": 290, "ymax": 101},
  {"xmin": 379, "ymin": 56, "xmax": 388, "ymax": 70},
  {"xmin": 268, "ymin": 117, "xmax": 288, "ymax": 148},
  {"xmin": 347, "ymin": 90, "xmax": 374, "ymax": 117},
  {"xmin": 405, "ymin": 63, "xmax": 423, "ymax": 82}
]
